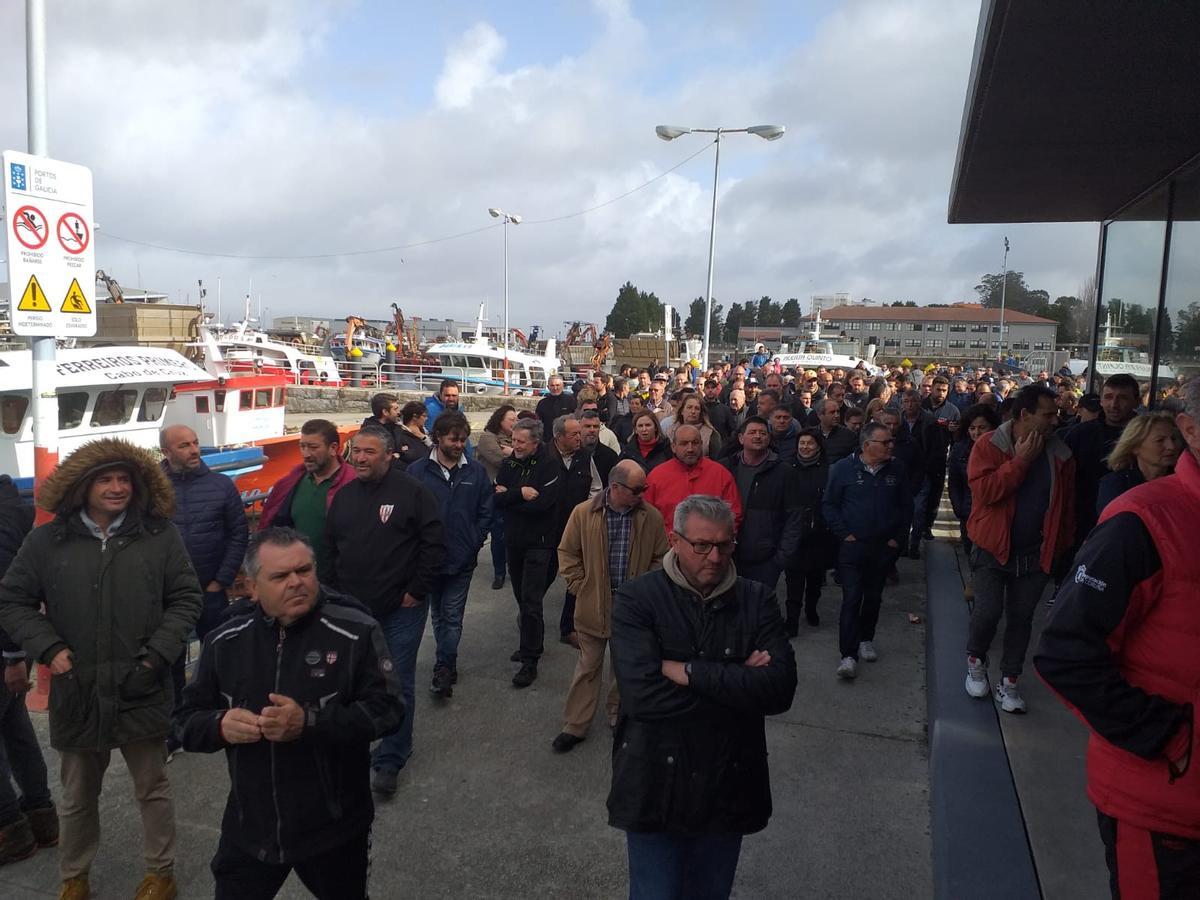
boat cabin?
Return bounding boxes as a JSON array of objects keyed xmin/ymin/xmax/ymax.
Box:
[{"xmin": 166, "ymin": 374, "xmax": 289, "ymax": 447}]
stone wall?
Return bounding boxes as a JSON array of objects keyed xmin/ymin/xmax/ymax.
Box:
[{"xmin": 285, "ymin": 386, "xmax": 540, "ymax": 415}]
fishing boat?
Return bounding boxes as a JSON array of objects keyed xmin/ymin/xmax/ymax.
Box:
[
  {"xmin": 773, "ymin": 311, "xmax": 882, "ymax": 374},
  {"xmin": 199, "ymin": 318, "xmax": 342, "ymax": 385},
  {"xmin": 1067, "ymin": 313, "xmax": 1175, "ymax": 383}
]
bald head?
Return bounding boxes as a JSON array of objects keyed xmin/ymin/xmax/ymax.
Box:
[
  {"xmin": 611, "ymin": 459, "xmax": 645, "ymax": 485},
  {"xmin": 160, "ymin": 424, "xmax": 201, "ymax": 473},
  {"xmin": 672, "ymin": 424, "xmax": 703, "ymax": 467}
]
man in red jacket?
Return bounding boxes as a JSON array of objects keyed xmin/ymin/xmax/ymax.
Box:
[
  {"xmin": 644, "ymin": 425, "xmax": 742, "ymax": 538},
  {"xmin": 964, "ymin": 386, "xmax": 1074, "ymax": 714},
  {"xmin": 1036, "ymin": 377, "xmax": 1200, "ymax": 899},
  {"xmin": 258, "ymin": 419, "xmax": 355, "ymax": 583}
]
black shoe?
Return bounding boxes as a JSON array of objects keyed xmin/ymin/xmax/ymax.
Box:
[
  {"xmin": 552, "ymin": 732, "xmax": 584, "ymax": 753},
  {"xmin": 492, "ymin": 575, "xmax": 505, "ymax": 590},
  {"xmin": 783, "ymin": 621, "xmax": 799, "ymax": 638},
  {"xmin": 26, "ymin": 805, "xmax": 58, "ymax": 848},
  {"xmin": 0, "ymin": 815, "xmax": 37, "ymax": 865},
  {"xmin": 430, "ymin": 665, "xmax": 453, "ymax": 698},
  {"xmin": 371, "ymin": 767, "xmax": 399, "ymax": 797},
  {"xmin": 922, "ymin": 527, "xmax": 935, "ymax": 540},
  {"xmin": 450, "ymin": 668, "xmax": 458, "ymax": 685},
  {"xmin": 512, "ymin": 664, "xmax": 538, "ymax": 688},
  {"xmin": 510, "ymin": 650, "xmax": 522, "ymax": 663},
  {"xmin": 907, "ymin": 543, "xmax": 921, "ymax": 560},
  {"xmin": 805, "ymin": 609, "xmax": 820, "ymax": 627}
]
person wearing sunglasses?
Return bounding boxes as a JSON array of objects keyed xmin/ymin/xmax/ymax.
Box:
[
  {"xmin": 822, "ymin": 421, "xmax": 913, "ymax": 681},
  {"xmin": 551, "ymin": 461, "xmax": 668, "ymax": 755},
  {"xmin": 608, "ymin": 495, "xmax": 797, "ymax": 900}
]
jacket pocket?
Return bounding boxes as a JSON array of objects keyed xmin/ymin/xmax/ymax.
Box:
[
  {"xmin": 117, "ymin": 662, "xmax": 166, "ymax": 710},
  {"xmin": 608, "ymin": 735, "xmax": 677, "ymax": 829},
  {"xmin": 49, "ymin": 671, "xmax": 84, "ymax": 722}
]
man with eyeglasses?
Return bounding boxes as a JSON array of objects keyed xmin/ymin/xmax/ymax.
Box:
[
  {"xmin": 607, "ymin": 495, "xmax": 796, "ymax": 899},
  {"xmin": 551, "ymin": 461, "xmax": 668, "ymax": 754},
  {"xmin": 823, "ymin": 422, "xmax": 913, "ymax": 680}
]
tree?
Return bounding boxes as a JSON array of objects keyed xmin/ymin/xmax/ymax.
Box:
[
  {"xmin": 603, "ymin": 281, "xmax": 664, "ymax": 338},
  {"xmin": 975, "ymin": 271, "xmax": 1050, "ymax": 316},
  {"xmin": 684, "ymin": 296, "xmax": 723, "ymax": 340},
  {"xmin": 1043, "ymin": 295, "xmax": 1083, "ymax": 344},
  {"xmin": 780, "ymin": 298, "xmax": 802, "ymax": 328},
  {"xmin": 1174, "ymin": 301, "xmax": 1200, "ymax": 357},
  {"xmin": 888, "ymin": 300, "xmax": 918, "ymax": 308},
  {"xmin": 723, "ymin": 302, "xmax": 745, "ymax": 345},
  {"xmin": 756, "ymin": 296, "xmax": 782, "ymax": 327}
]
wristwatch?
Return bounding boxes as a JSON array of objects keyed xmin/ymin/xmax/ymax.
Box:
[{"xmin": 684, "ymin": 662, "xmax": 693, "ymax": 679}]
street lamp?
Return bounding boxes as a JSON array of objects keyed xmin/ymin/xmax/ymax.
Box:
[
  {"xmin": 998, "ymin": 236, "xmax": 1010, "ymax": 364},
  {"xmin": 655, "ymin": 124, "xmax": 785, "ymax": 367},
  {"xmin": 488, "ymin": 207, "xmax": 521, "ymax": 394}
]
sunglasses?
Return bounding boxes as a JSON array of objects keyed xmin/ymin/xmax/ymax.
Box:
[{"xmin": 612, "ymin": 481, "xmax": 647, "ymax": 496}]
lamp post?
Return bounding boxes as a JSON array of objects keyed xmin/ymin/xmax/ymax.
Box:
[
  {"xmin": 655, "ymin": 123, "xmax": 785, "ymax": 367},
  {"xmin": 998, "ymin": 236, "xmax": 1009, "ymax": 363},
  {"xmin": 488, "ymin": 207, "xmax": 521, "ymax": 394}
]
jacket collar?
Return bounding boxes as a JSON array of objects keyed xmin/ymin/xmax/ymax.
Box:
[
  {"xmin": 161, "ymin": 460, "xmax": 211, "ymax": 480},
  {"xmin": 662, "ymin": 548, "xmax": 738, "ymax": 604},
  {"xmin": 988, "ymin": 420, "xmax": 1071, "ymax": 462}
]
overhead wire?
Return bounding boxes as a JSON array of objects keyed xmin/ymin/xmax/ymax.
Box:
[{"xmin": 96, "ymin": 140, "xmax": 714, "ymax": 261}]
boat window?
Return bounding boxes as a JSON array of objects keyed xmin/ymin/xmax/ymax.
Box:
[
  {"xmin": 255, "ymin": 388, "xmax": 272, "ymax": 408},
  {"xmin": 466, "ymin": 356, "xmax": 486, "ymax": 370},
  {"xmin": 195, "ymin": 395, "xmax": 211, "ymax": 414},
  {"xmin": 1, "ymin": 395, "xmax": 28, "ymax": 435},
  {"xmin": 91, "ymin": 390, "xmax": 136, "ymax": 427},
  {"xmin": 137, "ymin": 388, "xmax": 168, "ymax": 422},
  {"xmin": 214, "ymin": 389, "xmax": 226, "ymax": 412},
  {"xmin": 239, "ymin": 391, "xmax": 252, "ymax": 411},
  {"xmin": 59, "ymin": 393, "xmax": 88, "ymax": 429},
  {"xmin": 273, "ymin": 387, "xmax": 284, "ymax": 406}
]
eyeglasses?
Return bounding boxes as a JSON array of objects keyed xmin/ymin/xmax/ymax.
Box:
[
  {"xmin": 612, "ymin": 481, "xmax": 646, "ymax": 496},
  {"xmin": 867, "ymin": 439, "xmax": 896, "ymax": 446},
  {"xmin": 676, "ymin": 534, "xmax": 737, "ymax": 556}
]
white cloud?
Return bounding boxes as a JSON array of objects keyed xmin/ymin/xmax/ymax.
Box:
[{"xmin": 434, "ymin": 22, "xmax": 507, "ymax": 110}]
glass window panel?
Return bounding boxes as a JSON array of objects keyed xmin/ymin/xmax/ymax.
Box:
[
  {"xmin": 196, "ymin": 395, "xmax": 211, "ymax": 414},
  {"xmin": 59, "ymin": 393, "xmax": 88, "ymax": 429},
  {"xmin": 91, "ymin": 389, "xmax": 136, "ymax": 427},
  {"xmin": 255, "ymin": 389, "xmax": 272, "ymax": 408},
  {"xmin": 137, "ymin": 387, "xmax": 168, "ymax": 422},
  {"xmin": 1, "ymin": 395, "xmax": 28, "ymax": 434},
  {"xmin": 239, "ymin": 391, "xmax": 252, "ymax": 411},
  {"xmin": 1161, "ymin": 159, "xmax": 1200, "ymax": 404}
]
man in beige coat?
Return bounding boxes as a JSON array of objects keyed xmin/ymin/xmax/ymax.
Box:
[{"xmin": 552, "ymin": 460, "xmax": 668, "ymax": 752}]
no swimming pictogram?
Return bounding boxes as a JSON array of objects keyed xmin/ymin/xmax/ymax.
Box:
[
  {"xmin": 56, "ymin": 212, "xmax": 89, "ymax": 254},
  {"xmin": 12, "ymin": 204, "xmax": 48, "ymax": 250}
]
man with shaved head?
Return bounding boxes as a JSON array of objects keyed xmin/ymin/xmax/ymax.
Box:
[
  {"xmin": 159, "ymin": 424, "xmax": 248, "ymax": 758},
  {"xmin": 551, "ymin": 460, "xmax": 669, "ymax": 753},
  {"xmin": 644, "ymin": 425, "xmax": 743, "ymax": 537}
]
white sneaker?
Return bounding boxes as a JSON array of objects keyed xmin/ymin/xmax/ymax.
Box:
[
  {"xmin": 965, "ymin": 656, "xmax": 989, "ymax": 698},
  {"xmin": 858, "ymin": 641, "xmax": 878, "ymax": 662},
  {"xmin": 836, "ymin": 657, "xmax": 857, "ymax": 680},
  {"xmin": 994, "ymin": 677, "xmax": 1026, "ymax": 713}
]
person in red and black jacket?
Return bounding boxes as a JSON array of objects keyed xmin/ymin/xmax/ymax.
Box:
[{"xmin": 1035, "ymin": 378, "xmax": 1200, "ymax": 900}]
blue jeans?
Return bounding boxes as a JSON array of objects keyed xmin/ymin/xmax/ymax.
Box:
[
  {"xmin": 429, "ymin": 571, "xmax": 473, "ymax": 672},
  {"xmin": 490, "ymin": 508, "xmax": 506, "ymax": 579},
  {"xmin": 625, "ymin": 831, "xmax": 742, "ymax": 900},
  {"xmin": 0, "ymin": 678, "xmax": 52, "ymax": 827},
  {"xmin": 373, "ymin": 602, "xmax": 429, "ymax": 773}
]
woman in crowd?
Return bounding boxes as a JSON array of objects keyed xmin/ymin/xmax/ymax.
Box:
[
  {"xmin": 395, "ymin": 401, "xmax": 432, "ymax": 468},
  {"xmin": 476, "ymin": 404, "xmax": 517, "ymax": 589},
  {"xmin": 618, "ymin": 410, "xmax": 673, "ymax": 473},
  {"xmin": 1096, "ymin": 411, "xmax": 1181, "ymax": 515},
  {"xmin": 785, "ymin": 428, "xmax": 832, "ymax": 635},
  {"xmin": 948, "ymin": 403, "xmax": 1000, "ymax": 600},
  {"xmin": 669, "ymin": 393, "xmax": 722, "ymax": 458}
]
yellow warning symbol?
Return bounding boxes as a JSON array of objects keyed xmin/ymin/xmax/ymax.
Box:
[
  {"xmin": 60, "ymin": 278, "xmax": 92, "ymax": 314},
  {"xmin": 16, "ymin": 275, "xmax": 51, "ymax": 312}
]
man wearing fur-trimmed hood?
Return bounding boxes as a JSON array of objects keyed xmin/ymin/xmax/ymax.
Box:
[{"xmin": 0, "ymin": 438, "xmax": 201, "ymax": 900}]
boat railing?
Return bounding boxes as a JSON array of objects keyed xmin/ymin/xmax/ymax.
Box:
[{"xmin": 332, "ymin": 360, "xmax": 470, "ymax": 392}]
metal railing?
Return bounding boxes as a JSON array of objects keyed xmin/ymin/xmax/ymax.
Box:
[{"xmin": 329, "ymin": 361, "xmax": 546, "ymax": 395}]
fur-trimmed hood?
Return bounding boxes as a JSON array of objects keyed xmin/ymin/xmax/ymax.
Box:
[{"xmin": 37, "ymin": 438, "xmax": 175, "ymax": 519}]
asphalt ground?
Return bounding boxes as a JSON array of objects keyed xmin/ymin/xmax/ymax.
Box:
[{"xmin": 0, "ymin": 547, "xmax": 933, "ymax": 898}]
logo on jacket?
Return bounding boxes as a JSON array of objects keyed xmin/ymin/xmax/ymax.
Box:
[
  {"xmin": 1074, "ymin": 565, "xmax": 1106, "ymax": 592},
  {"xmin": 379, "ymin": 504, "xmax": 394, "ymax": 523},
  {"xmin": 325, "ymin": 651, "xmax": 338, "ymax": 665},
  {"xmin": 305, "ymin": 650, "xmax": 321, "ymax": 665}
]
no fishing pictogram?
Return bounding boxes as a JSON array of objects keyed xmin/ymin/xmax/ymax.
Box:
[
  {"xmin": 12, "ymin": 205, "xmax": 48, "ymax": 250},
  {"xmin": 56, "ymin": 212, "xmax": 89, "ymax": 254}
]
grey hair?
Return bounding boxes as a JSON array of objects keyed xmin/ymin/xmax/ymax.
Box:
[
  {"xmin": 512, "ymin": 419, "xmax": 543, "ymax": 443},
  {"xmin": 860, "ymin": 421, "xmax": 890, "ymax": 447},
  {"xmin": 552, "ymin": 414, "xmax": 575, "ymax": 438},
  {"xmin": 355, "ymin": 425, "xmax": 395, "ymax": 454},
  {"xmin": 673, "ymin": 494, "xmax": 735, "ymax": 535},
  {"xmin": 246, "ymin": 527, "xmax": 313, "ymax": 578},
  {"xmin": 1184, "ymin": 377, "xmax": 1200, "ymax": 420}
]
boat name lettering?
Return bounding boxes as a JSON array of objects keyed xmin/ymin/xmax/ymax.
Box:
[{"xmin": 57, "ymin": 355, "xmax": 191, "ymax": 376}]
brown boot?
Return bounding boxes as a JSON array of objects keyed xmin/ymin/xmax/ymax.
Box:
[
  {"xmin": 27, "ymin": 804, "xmax": 59, "ymax": 847},
  {"xmin": 58, "ymin": 876, "xmax": 90, "ymax": 900},
  {"xmin": 0, "ymin": 815, "xmax": 37, "ymax": 865},
  {"xmin": 134, "ymin": 871, "xmax": 177, "ymax": 900}
]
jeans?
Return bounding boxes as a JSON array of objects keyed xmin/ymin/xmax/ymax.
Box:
[
  {"xmin": 507, "ymin": 544, "xmax": 557, "ymax": 664},
  {"xmin": 212, "ymin": 828, "xmax": 369, "ymax": 899},
  {"xmin": 923, "ymin": 468, "xmax": 947, "ymax": 531},
  {"xmin": 373, "ymin": 602, "xmax": 429, "ymax": 772},
  {"xmin": 784, "ymin": 566, "xmax": 823, "ymax": 624},
  {"xmin": 490, "ymin": 507, "xmax": 507, "ymax": 580},
  {"xmin": 429, "ymin": 571, "xmax": 473, "ymax": 672},
  {"xmin": 966, "ymin": 549, "xmax": 1048, "ymax": 679},
  {"xmin": 625, "ymin": 831, "xmax": 743, "ymax": 900},
  {"xmin": 0, "ymin": 681, "xmax": 52, "ymax": 827},
  {"xmin": 910, "ymin": 480, "xmax": 930, "ymax": 544},
  {"xmin": 837, "ymin": 539, "xmax": 894, "ymax": 659}
]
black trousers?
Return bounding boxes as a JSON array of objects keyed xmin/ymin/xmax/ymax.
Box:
[
  {"xmin": 923, "ymin": 467, "xmax": 947, "ymax": 531},
  {"xmin": 507, "ymin": 544, "xmax": 557, "ymax": 664},
  {"xmin": 784, "ymin": 566, "xmax": 823, "ymax": 624},
  {"xmin": 1097, "ymin": 809, "xmax": 1200, "ymax": 900},
  {"xmin": 211, "ymin": 829, "xmax": 370, "ymax": 900}
]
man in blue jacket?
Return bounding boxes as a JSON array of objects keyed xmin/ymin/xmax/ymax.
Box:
[
  {"xmin": 822, "ymin": 422, "xmax": 913, "ymax": 680},
  {"xmin": 407, "ymin": 412, "xmax": 492, "ymax": 700}
]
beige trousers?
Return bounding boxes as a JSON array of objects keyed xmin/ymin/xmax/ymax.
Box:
[
  {"xmin": 561, "ymin": 631, "xmax": 620, "ymax": 738},
  {"xmin": 58, "ymin": 738, "xmax": 175, "ymax": 880}
]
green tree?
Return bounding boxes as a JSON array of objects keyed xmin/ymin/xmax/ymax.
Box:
[
  {"xmin": 724, "ymin": 302, "xmax": 745, "ymax": 344},
  {"xmin": 684, "ymin": 296, "xmax": 723, "ymax": 339},
  {"xmin": 1174, "ymin": 301, "xmax": 1200, "ymax": 356},
  {"xmin": 603, "ymin": 281, "xmax": 664, "ymax": 337},
  {"xmin": 780, "ymin": 298, "xmax": 802, "ymax": 328},
  {"xmin": 888, "ymin": 300, "xmax": 918, "ymax": 308},
  {"xmin": 756, "ymin": 296, "xmax": 781, "ymax": 327},
  {"xmin": 975, "ymin": 271, "xmax": 1050, "ymax": 316}
]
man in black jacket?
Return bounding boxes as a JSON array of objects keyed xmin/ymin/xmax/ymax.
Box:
[
  {"xmin": 815, "ymin": 399, "xmax": 858, "ymax": 464},
  {"xmin": 324, "ymin": 427, "xmax": 445, "ymax": 797},
  {"xmin": 608, "ymin": 495, "xmax": 797, "ymax": 900},
  {"xmin": 177, "ymin": 528, "xmax": 403, "ymax": 899},
  {"xmin": 1064, "ymin": 373, "xmax": 1139, "ymax": 547},
  {"xmin": 536, "ymin": 375, "xmax": 576, "ymax": 437},
  {"xmin": 495, "ymin": 419, "xmax": 563, "ymax": 687},
  {"xmin": 703, "ymin": 379, "xmax": 735, "ymax": 441},
  {"xmin": 722, "ymin": 417, "xmax": 803, "ymax": 590}
]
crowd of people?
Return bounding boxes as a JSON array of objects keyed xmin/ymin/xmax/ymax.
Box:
[{"xmin": 0, "ymin": 349, "xmax": 1196, "ymax": 898}]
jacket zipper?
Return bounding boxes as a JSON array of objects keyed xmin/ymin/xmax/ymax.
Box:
[{"xmin": 271, "ymin": 625, "xmax": 286, "ymax": 859}]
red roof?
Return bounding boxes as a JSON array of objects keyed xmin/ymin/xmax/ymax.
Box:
[{"xmin": 806, "ymin": 305, "xmax": 1056, "ymax": 325}]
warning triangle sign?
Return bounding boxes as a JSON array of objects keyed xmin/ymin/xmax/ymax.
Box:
[
  {"xmin": 16, "ymin": 275, "xmax": 51, "ymax": 312},
  {"xmin": 60, "ymin": 278, "xmax": 92, "ymax": 314}
]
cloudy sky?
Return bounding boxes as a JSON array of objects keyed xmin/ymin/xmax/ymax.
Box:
[{"xmin": 0, "ymin": 0, "xmax": 1097, "ymax": 334}]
